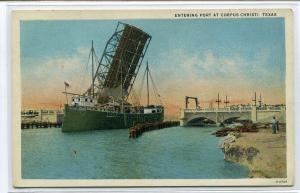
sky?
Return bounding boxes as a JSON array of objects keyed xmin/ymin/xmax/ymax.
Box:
[{"xmin": 21, "ymin": 18, "xmax": 286, "ymax": 118}]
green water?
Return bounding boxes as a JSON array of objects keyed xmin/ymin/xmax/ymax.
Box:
[{"xmin": 21, "ymin": 126, "xmax": 248, "ymax": 179}]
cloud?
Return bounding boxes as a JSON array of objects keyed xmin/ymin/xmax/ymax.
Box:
[
  {"xmin": 22, "ymin": 45, "xmax": 285, "ymax": 111},
  {"xmin": 22, "ymin": 46, "xmax": 92, "ymax": 108},
  {"xmin": 157, "ymin": 48, "xmax": 284, "ymax": 87},
  {"xmin": 134, "ymin": 48, "xmax": 285, "ymax": 109}
]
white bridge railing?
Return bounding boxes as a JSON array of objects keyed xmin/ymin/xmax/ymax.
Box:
[{"xmin": 183, "ymin": 105, "xmax": 285, "ymax": 113}]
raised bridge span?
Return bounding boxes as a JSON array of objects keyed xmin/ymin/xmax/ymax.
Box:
[{"xmin": 180, "ymin": 105, "xmax": 286, "ymax": 126}]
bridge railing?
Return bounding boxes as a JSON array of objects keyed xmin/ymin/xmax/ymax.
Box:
[
  {"xmin": 183, "ymin": 105, "xmax": 285, "ymax": 113},
  {"xmin": 257, "ymin": 106, "xmax": 285, "ymax": 111},
  {"xmin": 183, "ymin": 108, "xmax": 250, "ymax": 113}
]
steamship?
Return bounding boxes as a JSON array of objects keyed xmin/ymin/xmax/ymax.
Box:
[{"xmin": 62, "ymin": 22, "xmax": 164, "ymax": 132}]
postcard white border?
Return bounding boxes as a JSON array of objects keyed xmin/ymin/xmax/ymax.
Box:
[{"xmin": 11, "ymin": 8, "xmax": 294, "ymax": 187}]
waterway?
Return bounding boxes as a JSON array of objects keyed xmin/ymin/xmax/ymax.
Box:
[{"xmin": 21, "ymin": 126, "xmax": 248, "ymax": 179}]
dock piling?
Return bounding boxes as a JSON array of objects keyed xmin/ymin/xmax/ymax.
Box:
[{"xmin": 129, "ymin": 121, "xmax": 179, "ymax": 139}]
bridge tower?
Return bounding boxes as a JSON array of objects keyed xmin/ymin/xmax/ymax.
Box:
[{"xmin": 185, "ymin": 96, "xmax": 199, "ymax": 109}]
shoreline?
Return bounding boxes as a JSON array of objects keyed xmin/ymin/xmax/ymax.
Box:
[{"xmin": 218, "ymin": 123, "xmax": 286, "ymax": 178}]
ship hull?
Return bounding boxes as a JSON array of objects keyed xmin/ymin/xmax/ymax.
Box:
[{"xmin": 62, "ymin": 105, "xmax": 164, "ymax": 132}]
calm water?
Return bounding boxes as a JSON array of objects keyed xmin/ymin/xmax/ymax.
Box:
[{"xmin": 21, "ymin": 126, "xmax": 248, "ymax": 179}]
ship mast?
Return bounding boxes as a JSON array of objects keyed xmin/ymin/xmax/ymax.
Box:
[
  {"xmin": 91, "ymin": 40, "xmax": 95, "ymax": 98},
  {"xmin": 121, "ymin": 56, "xmax": 127, "ymax": 126},
  {"xmin": 146, "ymin": 61, "xmax": 149, "ymax": 106},
  {"xmin": 121, "ymin": 57, "xmax": 124, "ymax": 113}
]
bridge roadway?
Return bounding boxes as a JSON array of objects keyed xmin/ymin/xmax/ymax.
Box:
[{"xmin": 180, "ymin": 105, "xmax": 286, "ymax": 126}]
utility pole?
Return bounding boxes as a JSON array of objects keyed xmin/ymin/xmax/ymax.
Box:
[
  {"xmin": 216, "ymin": 93, "xmax": 221, "ymax": 109},
  {"xmin": 252, "ymin": 92, "xmax": 257, "ymax": 106},
  {"xmin": 258, "ymin": 94, "xmax": 262, "ymax": 107},
  {"xmin": 251, "ymin": 92, "xmax": 258, "ymax": 123},
  {"xmin": 224, "ymin": 95, "xmax": 229, "ymax": 107}
]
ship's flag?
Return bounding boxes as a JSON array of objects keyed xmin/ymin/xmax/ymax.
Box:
[{"xmin": 64, "ymin": 81, "xmax": 70, "ymax": 88}]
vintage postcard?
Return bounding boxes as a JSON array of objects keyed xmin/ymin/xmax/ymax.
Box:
[{"xmin": 12, "ymin": 9, "xmax": 294, "ymax": 187}]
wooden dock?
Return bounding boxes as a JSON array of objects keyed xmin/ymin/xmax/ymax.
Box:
[{"xmin": 129, "ymin": 121, "xmax": 179, "ymax": 138}]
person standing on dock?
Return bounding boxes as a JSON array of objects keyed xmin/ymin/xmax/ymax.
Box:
[{"xmin": 271, "ymin": 117, "xmax": 277, "ymax": 134}]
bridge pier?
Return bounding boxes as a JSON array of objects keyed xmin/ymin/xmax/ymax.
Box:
[
  {"xmin": 180, "ymin": 109, "xmax": 186, "ymax": 126},
  {"xmin": 215, "ymin": 112, "xmax": 223, "ymax": 125},
  {"xmin": 215, "ymin": 112, "xmax": 219, "ymax": 125}
]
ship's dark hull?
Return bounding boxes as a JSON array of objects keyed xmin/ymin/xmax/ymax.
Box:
[{"xmin": 62, "ymin": 105, "xmax": 164, "ymax": 132}]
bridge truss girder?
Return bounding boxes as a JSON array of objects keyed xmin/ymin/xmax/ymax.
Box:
[{"xmin": 90, "ymin": 22, "xmax": 151, "ymax": 102}]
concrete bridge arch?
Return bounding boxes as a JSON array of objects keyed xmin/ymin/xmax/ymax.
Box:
[
  {"xmin": 184, "ymin": 111, "xmax": 251, "ymax": 126},
  {"xmin": 180, "ymin": 107, "xmax": 285, "ymax": 126}
]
